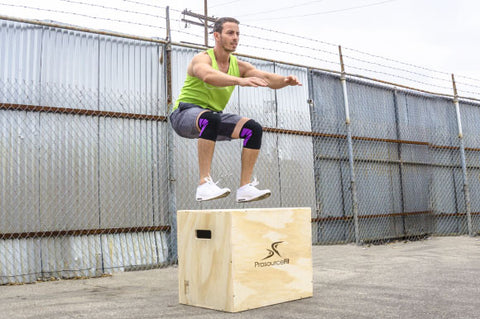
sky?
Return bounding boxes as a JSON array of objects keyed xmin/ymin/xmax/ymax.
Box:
[
  {"xmin": 208, "ymin": 0, "xmax": 479, "ymax": 76},
  {"xmin": 1, "ymin": 0, "xmax": 479, "ymax": 97},
  {"xmin": 179, "ymin": 0, "xmax": 480, "ymax": 97}
]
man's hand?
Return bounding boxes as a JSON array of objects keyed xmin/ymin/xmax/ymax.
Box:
[
  {"xmin": 238, "ymin": 77, "xmax": 268, "ymax": 87},
  {"xmin": 284, "ymin": 75, "xmax": 302, "ymax": 86}
]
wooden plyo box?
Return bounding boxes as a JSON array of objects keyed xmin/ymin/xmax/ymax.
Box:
[{"xmin": 177, "ymin": 207, "xmax": 313, "ymax": 312}]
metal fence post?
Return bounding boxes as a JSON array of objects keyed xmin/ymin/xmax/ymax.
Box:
[
  {"xmin": 165, "ymin": 6, "xmax": 178, "ymax": 261},
  {"xmin": 338, "ymin": 46, "xmax": 360, "ymax": 244},
  {"xmin": 306, "ymin": 69, "xmax": 320, "ymax": 243},
  {"xmin": 451, "ymin": 74, "xmax": 473, "ymax": 236},
  {"xmin": 393, "ymin": 90, "xmax": 406, "ymax": 235}
]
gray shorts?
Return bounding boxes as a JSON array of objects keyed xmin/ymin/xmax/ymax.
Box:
[{"xmin": 169, "ymin": 102, "xmax": 243, "ymax": 141}]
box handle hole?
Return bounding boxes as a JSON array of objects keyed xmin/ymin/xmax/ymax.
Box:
[{"xmin": 196, "ymin": 229, "xmax": 211, "ymax": 239}]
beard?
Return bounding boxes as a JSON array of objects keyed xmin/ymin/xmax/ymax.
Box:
[
  {"xmin": 223, "ymin": 45, "xmax": 237, "ymax": 53},
  {"xmin": 219, "ymin": 36, "xmax": 237, "ymax": 53}
]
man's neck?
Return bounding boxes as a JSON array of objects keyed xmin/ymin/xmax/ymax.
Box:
[{"xmin": 213, "ymin": 47, "xmax": 231, "ymax": 64}]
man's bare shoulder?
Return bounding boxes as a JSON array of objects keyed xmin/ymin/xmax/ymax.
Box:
[
  {"xmin": 192, "ymin": 51, "xmax": 212, "ymax": 64},
  {"xmin": 188, "ymin": 51, "xmax": 212, "ymax": 76}
]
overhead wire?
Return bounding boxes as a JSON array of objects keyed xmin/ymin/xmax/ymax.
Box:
[
  {"xmin": 0, "ymin": 0, "xmax": 478, "ymax": 97},
  {"xmin": 241, "ymin": 23, "xmax": 337, "ymax": 48},
  {"xmin": 243, "ymin": 0, "xmax": 399, "ymax": 21},
  {"xmin": 239, "ymin": 43, "xmax": 340, "ymax": 67},
  {"xmin": 235, "ymin": 0, "xmax": 325, "ymax": 18},
  {"xmin": 239, "ymin": 23, "xmax": 479, "ymax": 94},
  {"xmin": 343, "ymin": 47, "xmax": 451, "ymax": 77},
  {"xmin": 210, "ymin": 0, "xmax": 240, "ymax": 9},
  {"xmin": 344, "ymin": 63, "xmax": 453, "ymax": 91},
  {"xmin": 241, "ymin": 29, "xmax": 452, "ymax": 85},
  {"xmin": 342, "ymin": 54, "xmax": 453, "ymax": 83},
  {"xmin": 170, "ymin": 18, "xmax": 207, "ymax": 40},
  {"xmin": 58, "ymin": 0, "xmax": 165, "ymax": 20},
  {"xmin": 241, "ymin": 23, "xmax": 453, "ymax": 81},
  {"xmin": 240, "ymin": 21, "xmax": 480, "ymax": 89},
  {"xmin": 122, "ymin": 0, "xmax": 165, "ymax": 10},
  {"xmin": 0, "ymin": 2, "xmax": 166, "ymax": 30},
  {"xmin": 241, "ymin": 32, "xmax": 339, "ymax": 58}
]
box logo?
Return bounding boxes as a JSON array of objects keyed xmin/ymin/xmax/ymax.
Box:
[
  {"xmin": 262, "ymin": 241, "xmax": 284, "ymax": 260},
  {"xmin": 254, "ymin": 241, "xmax": 290, "ymax": 268}
]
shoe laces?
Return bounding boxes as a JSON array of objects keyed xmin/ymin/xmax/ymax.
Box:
[
  {"xmin": 248, "ymin": 177, "xmax": 259, "ymax": 187},
  {"xmin": 204, "ymin": 175, "xmax": 221, "ymax": 187}
]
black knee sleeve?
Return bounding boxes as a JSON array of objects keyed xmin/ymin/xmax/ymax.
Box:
[
  {"xmin": 240, "ymin": 119, "xmax": 262, "ymax": 149},
  {"xmin": 198, "ymin": 111, "xmax": 220, "ymax": 141}
]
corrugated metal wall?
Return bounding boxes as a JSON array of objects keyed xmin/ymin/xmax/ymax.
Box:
[
  {"xmin": 0, "ymin": 20, "xmax": 169, "ymax": 284},
  {"xmin": 1, "ymin": 19, "xmax": 480, "ymax": 284},
  {"xmin": 459, "ymin": 101, "xmax": 480, "ymax": 232}
]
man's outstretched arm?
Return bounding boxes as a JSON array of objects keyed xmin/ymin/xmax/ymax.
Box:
[{"xmin": 191, "ymin": 53, "xmax": 268, "ymax": 87}]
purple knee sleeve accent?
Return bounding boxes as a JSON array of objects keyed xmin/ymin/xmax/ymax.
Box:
[
  {"xmin": 198, "ymin": 118, "xmax": 208, "ymax": 137},
  {"xmin": 240, "ymin": 128, "xmax": 253, "ymax": 147}
]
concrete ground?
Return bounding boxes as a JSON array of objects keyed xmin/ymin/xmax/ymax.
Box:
[{"xmin": 1, "ymin": 236, "xmax": 479, "ymax": 319}]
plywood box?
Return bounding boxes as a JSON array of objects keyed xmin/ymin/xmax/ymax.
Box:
[{"xmin": 177, "ymin": 207, "xmax": 313, "ymax": 312}]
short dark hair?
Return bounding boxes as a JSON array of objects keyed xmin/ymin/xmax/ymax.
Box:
[{"xmin": 213, "ymin": 17, "xmax": 240, "ymax": 33}]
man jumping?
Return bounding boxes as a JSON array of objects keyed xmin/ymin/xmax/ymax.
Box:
[{"xmin": 170, "ymin": 17, "xmax": 302, "ymax": 203}]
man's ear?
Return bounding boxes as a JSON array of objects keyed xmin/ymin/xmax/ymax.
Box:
[{"xmin": 213, "ymin": 31, "xmax": 220, "ymax": 41}]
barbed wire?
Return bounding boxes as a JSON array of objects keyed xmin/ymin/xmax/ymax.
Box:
[
  {"xmin": 122, "ymin": 0, "xmax": 166, "ymax": 10},
  {"xmin": 344, "ymin": 63, "xmax": 454, "ymax": 92},
  {"xmin": 343, "ymin": 47, "xmax": 452, "ymax": 77},
  {"xmin": 0, "ymin": 0, "xmax": 479, "ymax": 99},
  {"xmin": 58, "ymin": 0, "xmax": 165, "ymax": 20},
  {"xmin": 240, "ymin": 43, "xmax": 340, "ymax": 68},
  {"xmin": 170, "ymin": 18, "xmax": 208, "ymax": 40},
  {"xmin": 241, "ymin": 32, "xmax": 339, "ymax": 58},
  {"xmin": 169, "ymin": 7, "xmax": 185, "ymax": 15},
  {"xmin": 0, "ymin": 2, "xmax": 165, "ymax": 31},
  {"xmin": 235, "ymin": 0, "xmax": 323, "ymax": 18},
  {"xmin": 456, "ymin": 89, "xmax": 480, "ymax": 97},
  {"xmin": 210, "ymin": 0, "xmax": 239, "ymax": 8},
  {"xmin": 241, "ymin": 30, "xmax": 460, "ymax": 89},
  {"xmin": 240, "ymin": 25, "xmax": 479, "ymax": 96},
  {"xmin": 241, "ymin": 23, "xmax": 338, "ymax": 48},
  {"xmin": 244, "ymin": 0, "xmax": 399, "ymax": 21},
  {"xmin": 455, "ymin": 74, "xmax": 480, "ymax": 84},
  {"xmin": 342, "ymin": 55, "xmax": 453, "ymax": 84},
  {"xmin": 240, "ymin": 23, "xmax": 480, "ymax": 94},
  {"xmin": 242, "ymin": 24, "xmax": 448, "ymax": 77},
  {"xmin": 455, "ymin": 81, "xmax": 480, "ymax": 91},
  {"xmin": 240, "ymin": 22, "xmax": 480, "ymax": 84}
]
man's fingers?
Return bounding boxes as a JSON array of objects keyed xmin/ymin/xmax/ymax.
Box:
[{"xmin": 285, "ymin": 75, "xmax": 302, "ymax": 86}]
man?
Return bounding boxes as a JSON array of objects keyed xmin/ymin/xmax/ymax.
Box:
[{"xmin": 170, "ymin": 17, "xmax": 302, "ymax": 203}]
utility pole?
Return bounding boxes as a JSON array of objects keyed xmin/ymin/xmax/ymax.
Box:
[
  {"xmin": 181, "ymin": 8, "xmax": 216, "ymax": 47},
  {"xmin": 204, "ymin": 0, "xmax": 208, "ymax": 47}
]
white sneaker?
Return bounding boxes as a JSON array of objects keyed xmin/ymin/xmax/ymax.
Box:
[
  {"xmin": 236, "ymin": 178, "xmax": 271, "ymax": 203},
  {"xmin": 196, "ymin": 176, "xmax": 231, "ymax": 201}
]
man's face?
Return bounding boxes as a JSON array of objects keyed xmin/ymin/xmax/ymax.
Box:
[{"xmin": 216, "ymin": 22, "xmax": 239, "ymax": 53}]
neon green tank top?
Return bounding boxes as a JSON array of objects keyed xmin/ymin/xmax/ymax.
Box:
[{"xmin": 173, "ymin": 48, "xmax": 240, "ymax": 112}]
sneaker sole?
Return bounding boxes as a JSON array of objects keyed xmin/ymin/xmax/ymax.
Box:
[
  {"xmin": 236, "ymin": 192, "xmax": 271, "ymax": 203},
  {"xmin": 196, "ymin": 190, "xmax": 231, "ymax": 202}
]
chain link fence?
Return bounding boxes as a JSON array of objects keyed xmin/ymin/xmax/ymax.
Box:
[{"xmin": 1, "ymin": 18, "xmax": 480, "ymax": 284}]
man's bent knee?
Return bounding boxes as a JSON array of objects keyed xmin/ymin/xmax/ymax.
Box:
[
  {"xmin": 198, "ymin": 111, "xmax": 220, "ymax": 141},
  {"xmin": 240, "ymin": 119, "xmax": 262, "ymax": 149}
]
